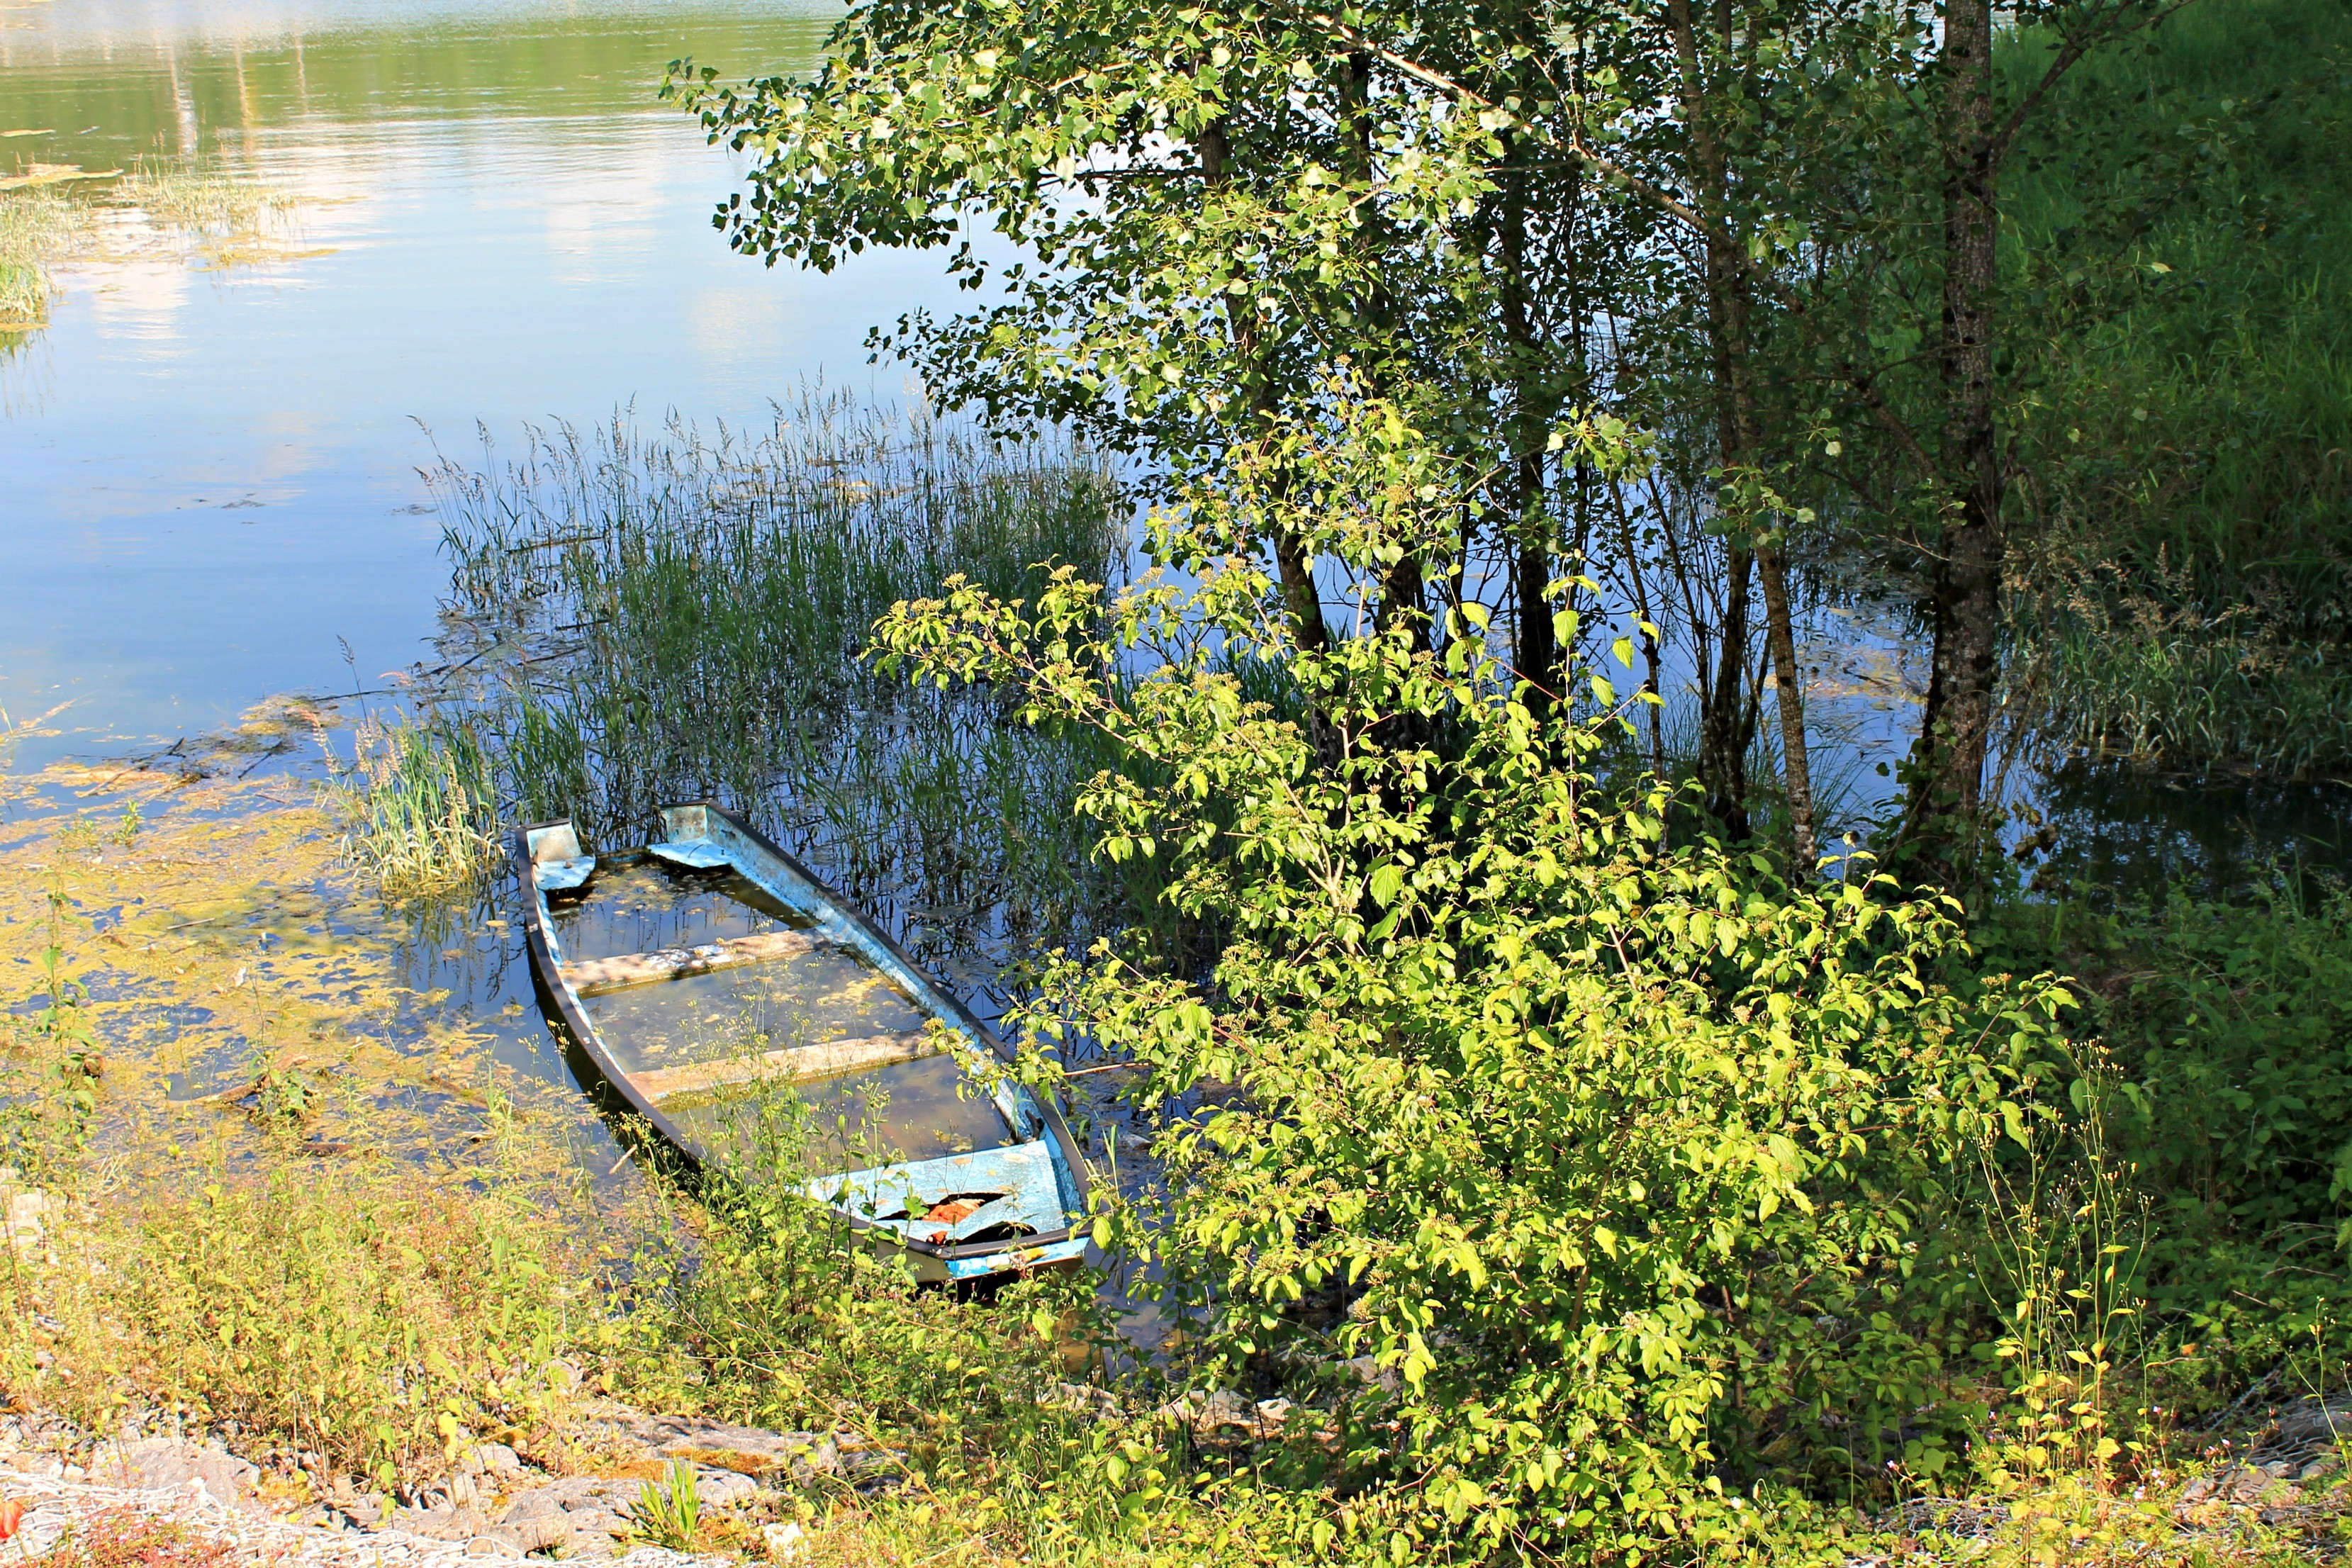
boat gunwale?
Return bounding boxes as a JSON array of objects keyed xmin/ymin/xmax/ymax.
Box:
[{"xmin": 513, "ymin": 803, "xmax": 1095, "ymax": 1270}]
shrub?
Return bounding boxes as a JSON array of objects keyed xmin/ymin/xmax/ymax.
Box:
[
  {"xmin": 872, "ymin": 396, "xmax": 2081, "ymax": 1559},
  {"xmin": 1993, "ymin": 878, "xmax": 2352, "ymax": 1413}
]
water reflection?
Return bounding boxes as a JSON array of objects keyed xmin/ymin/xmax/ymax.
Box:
[
  {"xmin": 2027, "ymin": 765, "xmax": 2352, "ymax": 903},
  {"xmin": 0, "ymin": 0, "xmax": 964, "ymax": 775}
]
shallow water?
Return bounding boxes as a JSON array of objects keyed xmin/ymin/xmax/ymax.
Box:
[
  {"xmin": 0, "ymin": 0, "xmax": 1061, "ymax": 1189},
  {"xmin": 550, "ymin": 857, "xmax": 1017, "ymax": 1165},
  {"xmin": 1, "ymin": 0, "xmax": 948, "ymax": 769}
]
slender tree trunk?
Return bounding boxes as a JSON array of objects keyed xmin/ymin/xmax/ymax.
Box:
[
  {"xmin": 1606, "ymin": 481, "xmax": 1669, "ymax": 779},
  {"xmin": 1663, "ymin": 0, "xmax": 1818, "ymax": 855},
  {"xmin": 1333, "ymin": 48, "xmax": 1429, "ymax": 652},
  {"xmin": 1201, "ymin": 116, "xmax": 1328, "ymax": 656},
  {"xmin": 1664, "ymin": 0, "xmax": 1744, "ymax": 840},
  {"xmin": 1913, "ymin": 0, "xmax": 2005, "ymax": 853},
  {"xmin": 1757, "ymin": 549, "xmax": 1818, "ymax": 868},
  {"xmin": 1500, "ymin": 131, "xmax": 1558, "ymax": 710}
]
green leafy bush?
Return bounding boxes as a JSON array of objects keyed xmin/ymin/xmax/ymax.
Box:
[
  {"xmin": 2100, "ymin": 882, "xmax": 2352, "ymax": 1242},
  {"xmin": 873, "ymin": 396, "xmax": 2082, "ymax": 1559}
]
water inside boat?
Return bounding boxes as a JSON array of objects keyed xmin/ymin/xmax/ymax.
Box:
[{"xmin": 548, "ymin": 858, "xmax": 1017, "ymax": 1166}]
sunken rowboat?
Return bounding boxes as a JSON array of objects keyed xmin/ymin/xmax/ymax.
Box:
[{"xmin": 517, "ymin": 802, "xmax": 1092, "ymax": 1283}]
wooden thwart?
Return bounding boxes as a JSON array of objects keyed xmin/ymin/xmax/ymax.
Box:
[
  {"xmin": 632, "ymin": 1031, "xmax": 941, "ymax": 1103},
  {"xmin": 560, "ymin": 930, "xmax": 819, "ymax": 997}
]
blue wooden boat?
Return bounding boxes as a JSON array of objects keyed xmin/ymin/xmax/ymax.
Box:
[{"xmin": 516, "ymin": 802, "xmax": 1092, "ymax": 1283}]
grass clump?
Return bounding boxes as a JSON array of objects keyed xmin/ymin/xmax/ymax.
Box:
[
  {"xmin": 632, "ymin": 1461, "xmax": 702, "ymax": 1550},
  {"xmin": 0, "ymin": 187, "xmax": 86, "ymax": 331},
  {"xmin": 325, "ymin": 711, "xmax": 501, "ymax": 903}
]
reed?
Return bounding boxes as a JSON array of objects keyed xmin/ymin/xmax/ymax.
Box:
[
  {"xmin": 326, "ymin": 712, "xmax": 503, "ymax": 902},
  {"xmin": 422, "ymin": 393, "xmax": 1129, "ymax": 970},
  {"xmin": 2022, "ymin": 590, "xmax": 2352, "ymax": 778},
  {"xmin": 0, "ymin": 188, "xmax": 83, "ymax": 330}
]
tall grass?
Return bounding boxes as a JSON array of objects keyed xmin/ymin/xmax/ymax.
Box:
[
  {"xmin": 327, "ymin": 712, "xmax": 502, "ymax": 902},
  {"xmin": 2003, "ymin": 0, "xmax": 2352, "ymax": 775},
  {"xmin": 419, "ymin": 393, "xmax": 1131, "ymax": 973},
  {"xmin": 6, "ymin": 1163, "xmax": 588, "ymax": 1490}
]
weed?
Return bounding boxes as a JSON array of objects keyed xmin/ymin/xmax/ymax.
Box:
[
  {"xmin": 1, "ymin": 885, "xmax": 99, "ymax": 1179},
  {"xmin": 632, "ymin": 1460, "xmax": 702, "ymax": 1550},
  {"xmin": 30, "ymin": 1507, "xmax": 240, "ymax": 1568},
  {"xmin": 3, "ymin": 1161, "xmax": 590, "ymax": 1491}
]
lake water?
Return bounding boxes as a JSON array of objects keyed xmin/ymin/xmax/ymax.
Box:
[
  {"xmin": 0, "ymin": 0, "xmax": 1096, "ymax": 1190},
  {"xmin": 1, "ymin": 0, "xmax": 955, "ymax": 768}
]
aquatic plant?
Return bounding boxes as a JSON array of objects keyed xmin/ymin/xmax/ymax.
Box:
[
  {"xmin": 1999, "ymin": 0, "xmax": 2352, "ymax": 778},
  {"xmin": 0, "ymin": 188, "xmax": 83, "ymax": 331},
  {"xmin": 117, "ymin": 159, "xmax": 292, "ymax": 237},
  {"xmin": 424, "ymin": 393, "xmax": 1130, "ymax": 975},
  {"xmin": 0, "ymin": 158, "xmax": 296, "ymax": 340},
  {"xmin": 327, "ymin": 712, "xmax": 502, "ymax": 903},
  {"xmin": 2022, "ymin": 594, "xmax": 2352, "ymax": 779}
]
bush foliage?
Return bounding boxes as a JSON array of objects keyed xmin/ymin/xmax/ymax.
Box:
[{"xmin": 873, "ymin": 401, "xmax": 2091, "ymax": 1557}]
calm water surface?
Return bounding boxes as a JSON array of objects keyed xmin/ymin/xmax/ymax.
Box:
[
  {"xmin": 0, "ymin": 0, "xmax": 1105, "ymax": 1199},
  {"xmin": 1, "ymin": 0, "xmax": 958, "ymax": 767}
]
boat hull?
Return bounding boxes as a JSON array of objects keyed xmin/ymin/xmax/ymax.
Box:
[{"xmin": 515, "ymin": 803, "xmax": 1094, "ymax": 1284}]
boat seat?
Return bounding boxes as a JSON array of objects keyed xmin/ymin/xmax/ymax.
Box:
[
  {"xmin": 537, "ymin": 856, "xmax": 596, "ymax": 892},
  {"xmin": 632, "ymin": 1029, "xmax": 941, "ymax": 1102},
  {"xmin": 649, "ymin": 838, "xmax": 732, "ymax": 870}
]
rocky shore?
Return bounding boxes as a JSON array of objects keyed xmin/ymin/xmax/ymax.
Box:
[{"xmin": 0, "ymin": 1399, "xmax": 900, "ymax": 1562}]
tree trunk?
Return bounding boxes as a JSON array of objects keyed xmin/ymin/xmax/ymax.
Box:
[
  {"xmin": 1200, "ymin": 116, "xmax": 1329, "ymax": 656},
  {"xmin": 1757, "ymin": 547, "xmax": 1818, "ymax": 868},
  {"xmin": 1666, "ymin": 0, "xmax": 1815, "ymax": 848},
  {"xmin": 1327, "ymin": 48, "xmax": 1428, "ymax": 651},
  {"xmin": 1699, "ymin": 547, "xmax": 1754, "ymax": 838},
  {"xmin": 1500, "ymin": 130, "xmax": 1559, "ymax": 710},
  {"xmin": 1913, "ymin": 0, "xmax": 2004, "ymax": 855}
]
